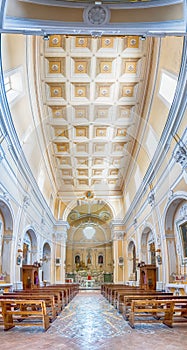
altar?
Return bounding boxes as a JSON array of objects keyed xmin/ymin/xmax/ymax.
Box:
[
  {"xmin": 0, "ymin": 283, "xmax": 13, "ymax": 293},
  {"xmin": 83, "ymin": 279, "xmax": 95, "ymax": 288},
  {"xmin": 166, "ymin": 283, "xmax": 187, "ymax": 295}
]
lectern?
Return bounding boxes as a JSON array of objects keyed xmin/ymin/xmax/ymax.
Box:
[
  {"xmin": 22, "ymin": 264, "xmax": 39, "ymax": 290},
  {"xmin": 139, "ymin": 264, "xmax": 156, "ymax": 290}
]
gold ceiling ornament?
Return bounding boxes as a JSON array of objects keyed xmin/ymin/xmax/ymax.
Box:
[{"xmin": 85, "ymin": 190, "xmax": 95, "ymax": 199}]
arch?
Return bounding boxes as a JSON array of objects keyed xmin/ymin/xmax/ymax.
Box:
[
  {"xmin": 164, "ymin": 192, "xmax": 187, "ymax": 232},
  {"xmin": 140, "ymin": 225, "xmax": 155, "ymax": 265},
  {"xmin": 163, "ymin": 192, "xmax": 187, "ymax": 282},
  {"xmin": 22, "ymin": 227, "xmax": 38, "ymax": 265},
  {"xmin": 42, "ymin": 241, "xmax": 51, "ymax": 283},
  {"xmin": 63, "ymin": 198, "xmax": 116, "ymax": 221},
  {"xmin": 0, "ymin": 199, "xmax": 13, "ymax": 231},
  {"xmin": 0, "ymin": 199, "xmax": 14, "ymax": 282},
  {"xmin": 127, "ymin": 240, "xmax": 137, "ymax": 282}
]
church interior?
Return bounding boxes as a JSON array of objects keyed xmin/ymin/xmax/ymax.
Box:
[{"xmin": 0, "ymin": 0, "xmax": 187, "ymax": 349}]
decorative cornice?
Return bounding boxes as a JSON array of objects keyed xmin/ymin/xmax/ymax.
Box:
[
  {"xmin": 3, "ymin": 16, "xmax": 185, "ymax": 36},
  {"xmin": 18, "ymin": 0, "xmax": 184, "ymax": 10}
]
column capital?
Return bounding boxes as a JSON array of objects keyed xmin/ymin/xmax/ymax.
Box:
[
  {"xmin": 173, "ymin": 145, "xmax": 187, "ymax": 169},
  {"xmin": 112, "ymin": 231, "xmax": 125, "ymax": 241},
  {"xmin": 54, "ymin": 220, "xmax": 69, "ymax": 242},
  {"xmin": 110, "ymin": 220, "xmax": 125, "ymax": 240}
]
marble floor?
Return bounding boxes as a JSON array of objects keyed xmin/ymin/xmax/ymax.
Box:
[{"xmin": 0, "ymin": 290, "xmax": 187, "ymax": 350}]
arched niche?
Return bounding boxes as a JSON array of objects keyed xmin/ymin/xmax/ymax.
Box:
[
  {"xmin": 0, "ymin": 200, "xmax": 13, "ymax": 282},
  {"xmin": 164, "ymin": 195, "xmax": 187, "ymax": 281},
  {"xmin": 42, "ymin": 242, "xmax": 51, "ymax": 283},
  {"xmin": 127, "ymin": 240, "xmax": 137, "ymax": 282},
  {"xmin": 140, "ymin": 226, "xmax": 155, "ymax": 265},
  {"xmin": 22, "ymin": 228, "xmax": 38, "ymax": 265}
]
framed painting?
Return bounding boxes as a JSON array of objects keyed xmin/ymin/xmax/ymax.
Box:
[{"xmin": 180, "ymin": 221, "xmax": 187, "ymax": 259}]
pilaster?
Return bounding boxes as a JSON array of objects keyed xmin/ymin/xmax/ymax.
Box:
[{"xmin": 110, "ymin": 220, "xmax": 125, "ymax": 284}]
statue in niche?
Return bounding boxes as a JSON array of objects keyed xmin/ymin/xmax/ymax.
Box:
[
  {"xmin": 75, "ymin": 255, "xmax": 80, "ymax": 264},
  {"xmin": 98, "ymin": 255, "xmax": 103, "ymax": 264},
  {"xmin": 87, "ymin": 252, "xmax": 91, "ymax": 265}
]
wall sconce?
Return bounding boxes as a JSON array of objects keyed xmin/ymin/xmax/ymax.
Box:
[
  {"xmin": 156, "ymin": 249, "xmax": 162, "ymax": 264},
  {"xmin": 157, "ymin": 255, "xmax": 162, "ymax": 265},
  {"xmin": 118, "ymin": 257, "xmax": 124, "ymax": 266},
  {"xmin": 40, "ymin": 255, "xmax": 50, "ymax": 264},
  {"xmin": 43, "ymin": 34, "xmax": 50, "ymax": 41},
  {"xmin": 17, "ymin": 255, "xmax": 22, "ymax": 265}
]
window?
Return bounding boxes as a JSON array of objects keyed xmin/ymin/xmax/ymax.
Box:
[
  {"xmin": 4, "ymin": 66, "xmax": 24, "ymax": 105},
  {"xmin": 159, "ymin": 70, "xmax": 177, "ymax": 107}
]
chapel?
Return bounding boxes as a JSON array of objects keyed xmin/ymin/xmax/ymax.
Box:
[{"xmin": 0, "ymin": 1, "xmax": 187, "ymax": 349}]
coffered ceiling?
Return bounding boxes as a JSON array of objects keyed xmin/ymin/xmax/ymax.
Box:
[{"xmin": 37, "ymin": 34, "xmax": 151, "ymax": 199}]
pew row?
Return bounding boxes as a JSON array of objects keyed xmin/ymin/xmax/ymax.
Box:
[
  {"xmin": 128, "ymin": 297, "xmax": 187, "ymax": 328},
  {"xmin": 122, "ymin": 294, "xmax": 187, "ymax": 320},
  {"xmin": 128, "ymin": 299, "xmax": 174, "ymax": 328},
  {"xmin": 0, "ymin": 293, "xmax": 57, "ymax": 322},
  {"xmin": 0, "ymin": 299, "xmax": 50, "ymax": 331}
]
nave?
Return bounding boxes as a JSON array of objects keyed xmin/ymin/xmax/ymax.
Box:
[{"xmin": 0, "ymin": 290, "xmax": 187, "ymax": 350}]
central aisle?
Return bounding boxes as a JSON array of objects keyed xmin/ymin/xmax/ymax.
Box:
[{"xmin": 48, "ymin": 290, "xmax": 130, "ymax": 344}]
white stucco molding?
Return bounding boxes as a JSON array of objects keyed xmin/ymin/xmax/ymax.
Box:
[
  {"xmin": 54, "ymin": 220, "xmax": 69, "ymax": 242},
  {"xmin": 110, "ymin": 219, "xmax": 125, "ymax": 240},
  {"xmin": 173, "ymin": 144, "xmax": 187, "ymax": 169},
  {"xmin": 18, "ymin": 0, "xmax": 184, "ymax": 10}
]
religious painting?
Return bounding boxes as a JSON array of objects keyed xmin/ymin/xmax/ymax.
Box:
[
  {"xmin": 87, "ymin": 252, "xmax": 91, "ymax": 265},
  {"xmin": 180, "ymin": 222, "xmax": 187, "ymax": 258},
  {"xmin": 75, "ymin": 255, "xmax": 80, "ymax": 264},
  {"xmin": 98, "ymin": 255, "xmax": 103, "ymax": 264}
]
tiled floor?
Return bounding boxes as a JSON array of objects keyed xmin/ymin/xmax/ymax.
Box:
[{"xmin": 0, "ymin": 290, "xmax": 187, "ymax": 349}]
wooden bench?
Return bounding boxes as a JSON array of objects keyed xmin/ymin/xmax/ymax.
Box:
[
  {"xmin": 14, "ymin": 289, "xmax": 63, "ymax": 312},
  {"xmin": 128, "ymin": 299, "xmax": 174, "ymax": 328},
  {"xmin": 0, "ymin": 299, "xmax": 50, "ymax": 331},
  {"xmin": 41, "ymin": 286, "xmax": 70, "ymax": 306},
  {"xmin": 1, "ymin": 293, "xmax": 57, "ymax": 322},
  {"xmin": 116, "ymin": 291, "xmax": 172, "ymax": 313},
  {"xmin": 106, "ymin": 286, "xmax": 141, "ymax": 303},
  {"xmin": 123, "ymin": 294, "xmax": 187, "ymax": 321},
  {"xmin": 101, "ymin": 284, "xmax": 133, "ymax": 299},
  {"xmin": 112, "ymin": 288, "xmax": 146, "ymax": 307}
]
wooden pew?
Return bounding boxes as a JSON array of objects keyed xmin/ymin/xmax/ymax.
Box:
[
  {"xmin": 128, "ymin": 297, "xmax": 187, "ymax": 328},
  {"xmin": 128, "ymin": 299, "xmax": 174, "ymax": 328},
  {"xmin": 43, "ymin": 286, "xmax": 70, "ymax": 304},
  {"xmin": 1, "ymin": 293, "xmax": 57, "ymax": 322},
  {"xmin": 48, "ymin": 283, "xmax": 79, "ymax": 300},
  {"xmin": 107, "ymin": 286, "xmax": 144, "ymax": 305},
  {"xmin": 115, "ymin": 290, "xmax": 172, "ymax": 312},
  {"xmin": 14, "ymin": 289, "xmax": 63, "ymax": 313},
  {"xmin": 101, "ymin": 284, "xmax": 132, "ymax": 299},
  {"xmin": 106, "ymin": 285, "xmax": 140, "ymax": 303},
  {"xmin": 0, "ymin": 299, "xmax": 50, "ymax": 331},
  {"xmin": 123, "ymin": 294, "xmax": 187, "ymax": 321}
]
